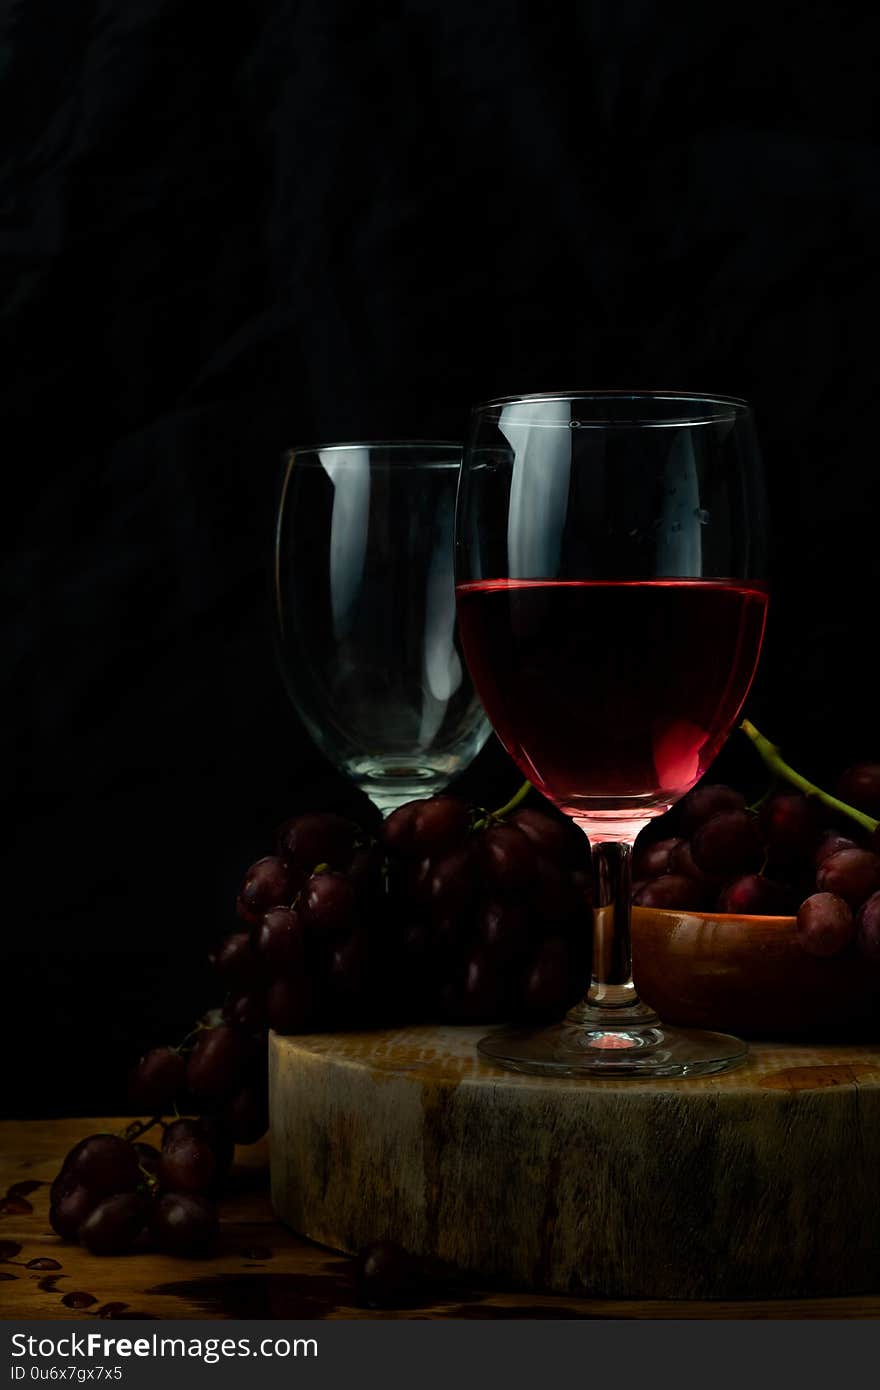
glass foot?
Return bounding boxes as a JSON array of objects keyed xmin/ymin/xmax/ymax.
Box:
[
  {"xmin": 347, "ymin": 761, "xmax": 453, "ymax": 815},
  {"xmin": 477, "ymin": 1019, "xmax": 748, "ymax": 1078}
]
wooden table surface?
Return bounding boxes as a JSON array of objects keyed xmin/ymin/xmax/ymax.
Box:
[{"xmin": 1, "ymin": 1118, "xmax": 878, "ymax": 1320}]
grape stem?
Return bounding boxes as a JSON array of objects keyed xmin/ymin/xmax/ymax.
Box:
[
  {"xmin": 488, "ymin": 780, "xmax": 532, "ymax": 822},
  {"xmin": 747, "ymin": 786, "xmax": 774, "ymax": 814},
  {"xmin": 740, "ymin": 720, "xmax": 880, "ymax": 834},
  {"xmin": 122, "ymin": 1117, "xmax": 164, "ymax": 1142}
]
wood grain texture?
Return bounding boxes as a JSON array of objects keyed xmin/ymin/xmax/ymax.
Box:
[
  {"xmin": 270, "ymin": 1026, "xmax": 880, "ymax": 1301},
  {"xmin": 2, "ymin": 1116, "xmax": 879, "ymax": 1320}
]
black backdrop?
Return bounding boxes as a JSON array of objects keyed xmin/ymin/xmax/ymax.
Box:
[{"xmin": 3, "ymin": 2, "xmax": 878, "ymax": 1116}]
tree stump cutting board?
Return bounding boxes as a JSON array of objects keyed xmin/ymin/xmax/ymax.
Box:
[{"xmin": 269, "ymin": 1026, "xmax": 880, "ymax": 1300}]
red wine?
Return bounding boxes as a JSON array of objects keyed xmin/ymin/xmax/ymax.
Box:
[{"xmin": 456, "ymin": 579, "xmax": 767, "ymax": 824}]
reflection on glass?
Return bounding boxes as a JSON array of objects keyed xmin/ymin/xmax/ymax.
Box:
[{"xmin": 275, "ymin": 442, "xmax": 490, "ymax": 813}]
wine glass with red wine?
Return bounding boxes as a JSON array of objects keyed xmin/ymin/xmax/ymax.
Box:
[{"xmin": 455, "ymin": 391, "xmax": 769, "ymax": 1076}]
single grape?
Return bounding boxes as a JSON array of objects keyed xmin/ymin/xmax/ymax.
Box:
[
  {"xmin": 211, "ymin": 932, "xmax": 258, "ymax": 986},
  {"xmin": 429, "ymin": 915, "xmax": 469, "ymax": 962},
  {"xmin": 668, "ymin": 839, "xmax": 720, "ymax": 887},
  {"xmin": 427, "ymin": 847, "xmax": 475, "ymax": 919},
  {"xmin": 78, "ymin": 1194, "xmax": 149, "ymax": 1256},
  {"xmin": 569, "ymin": 867, "xmax": 591, "ymax": 910},
  {"xmin": 152, "ymin": 1193, "xmax": 219, "ymax": 1257},
  {"xmin": 222, "ymin": 1084, "xmax": 269, "ymax": 1146},
  {"xmin": 345, "ymin": 845, "xmax": 382, "ymax": 901},
  {"xmin": 716, "ymin": 874, "xmax": 791, "ymax": 915},
  {"xmin": 222, "ymin": 990, "xmax": 268, "ymax": 1032},
  {"xmin": 186, "ymin": 1024, "xmax": 245, "ymax": 1101},
  {"xmin": 796, "ymin": 893, "xmax": 854, "ymax": 957},
  {"xmin": 329, "ymin": 931, "xmax": 370, "ymax": 999},
  {"xmin": 632, "ymin": 874, "xmax": 710, "ymax": 911},
  {"xmin": 132, "ymin": 1142, "xmax": 161, "ymax": 1181},
  {"xmin": 479, "ymin": 899, "xmax": 531, "ymax": 962},
  {"xmin": 50, "ymin": 1169, "xmax": 75, "ymax": 1207},
  {"xmin": 479, "ymin": 823, "xmax": 535, "ymax": 892},
  {"xmin": 382, "ymin": 800, "xmax": 423, "ymax": 857},
  {"xmin": 760, "ymin": 791, "xmax": 818, "ymax": 864},
  {"xmin": 528, "ymin": 854, "xmax": 578, "ymax": 922},
  {"xmin": 129, "ymin": 1047, "xmax": 187, "ymax": 1114},
  {"xmin": 510, "ymin": 807, "xmax": 583, "ymax": 867},
  {"xmin": 355, "ymin": 1240, "xmax": 420, "ymax": 1308},
  {"xmin": 816, "ymin": 848, "xmax": 880, "ymax": 907},
  {"xmin": 161, "ymin": 1117, "xmax": 204, "ymax": 1149},
  {"xmin": 164, "ymin": 1117, "xmax": 233, "ymax": 1177},
  {"xmin": 457, "ymin": 945, "xmax": 507, "ymax": 1022},
  {"xmin": 239, "ymin": 856, "xmax": 292, "ymax": 916},
  {"xmin": 411, "ymin": 796, "xmax": 470, "ymax": 858},
  {"xmin": 521, "ymin": 936, "xmax": 571, "ymax": 1017},
  {"xmin": 814, "ymin": 830, "xmax": 858, "ymax": 867},
  {"xmin": 49, "ymin": 1176, "xmax": 96, "ymax": 1241},
  {"xmin": 691, "ymin": 810, "xmax": 763, "ymax": 877},
  {"xmin": 158, "ymin": 1131, "xmax": 217, "ymax": 1195},
  {"xmin": 301, "ymin": 871, "xmax": 357, "ymax": 933},
  {"xmin": 235, "ymin": 895, "xmax": 262, "ymax": 926},
  {"xmin": 253, "ymin": 906, "xmax": 304, "ymax": 972},
  {"xmin": 679, "ymin": 784, "xmax": 746, "ymax": 832},
  {"xmin": 634, "ymin": 837, "xmax": 683, "ymax": 881},
  {"xmin": 406, "ymin": 855, "xmax": 434, "ymax": 906},
  {"xmin": 266, "ymin": 975, "xmax": 315, "ymax": 1034},
  {"xmin": 855, "ymin": 892, "xmax": 880, "ymax": 963},
  {"xmin": 62, "ymin": 1135, "xmax": 141, "ymax": 1197},
  {"xmin": 836, "ymin": 764, "xmax": 880, "ymax": 817},
  {"xmin": 276, "ymin": 812, "xmax": 358, "ymax": 876}
]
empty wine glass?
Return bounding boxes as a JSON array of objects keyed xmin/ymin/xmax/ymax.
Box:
[
  {"xmin": 274, "ymin": 442, "xmax": 490, "ymax": 813},
  {"xmin": 455, "ymin": 391, "xmax": 769, "ymax": 1076}
]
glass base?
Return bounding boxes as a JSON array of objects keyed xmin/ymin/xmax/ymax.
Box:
[
  {"xmin": 477, "ymin": 1018, "xmax": 748, "ymax": 1078},
  {"xmin": 347, "ymin": 761, "xmax": 454, "ymax": 814}
]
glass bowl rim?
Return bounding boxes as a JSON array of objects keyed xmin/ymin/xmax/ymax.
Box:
[
  {"xmin": 471, "ymin": 389, "xmax": 752, "ymax": 423},
  {"xmin": 284, "ymin": 439, "xmax": 462, "ymax": 464}
]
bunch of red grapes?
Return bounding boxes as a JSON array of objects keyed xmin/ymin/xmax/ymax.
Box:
[
  {"xmin": 634, "ymin": 764, "xmax": 880, "ymax": 960},
  {"xmin": 48, "ymin": 760, "xmax": 880, "ymax": 1266},
  {"xmin": 238, "ymin": 798, "xmax": 594, "ymax": 1032},
  {"xmin": 48, "ymin": 1024, "xmax": 266, "ymax": 1258}
]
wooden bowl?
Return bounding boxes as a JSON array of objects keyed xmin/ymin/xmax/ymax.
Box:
[{"xmin": 631, "ymin": 906, "xmax": 880, "ymax": 1038}]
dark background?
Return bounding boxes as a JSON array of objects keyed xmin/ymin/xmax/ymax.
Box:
[{"xmin": 3, "ymin": 2, "xmax": 878, "ymax": 1116}]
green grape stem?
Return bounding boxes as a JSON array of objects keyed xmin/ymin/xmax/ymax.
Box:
[
  {"xmin": 472, "ymin": 779, "xmax": 533, "ymax": 829},
  {"xmin": 491, "ymin": 779, "xmax": 532, "ymax": 820},
  {"xmin": 740, "ymin": 720, "xmax": 879, "ymax": 834}
]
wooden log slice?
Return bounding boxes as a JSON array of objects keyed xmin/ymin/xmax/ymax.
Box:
[{"xmin": 270, "ymin": 1025, "xmax": 880, "ymax": 1300}]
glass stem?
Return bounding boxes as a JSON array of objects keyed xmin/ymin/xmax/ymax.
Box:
[{"xmin": 567, "ymin": 826, "xmax": 659, "ymax": 1029}]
